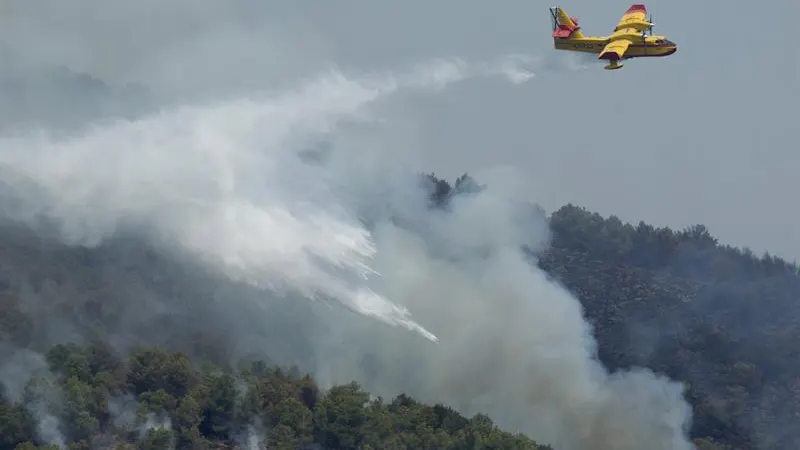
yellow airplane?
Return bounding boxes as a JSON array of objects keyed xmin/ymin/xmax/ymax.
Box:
[{"xmin": 549, "ymin": 4, "xmax": 677, "ymax": 70}]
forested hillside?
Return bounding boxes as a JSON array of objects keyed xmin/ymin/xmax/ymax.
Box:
[
  {"xmin": 427, "ymin": 174, "xmax": 799, "ymax": 450},
  {"xmin": 0, "ymin": 173, "xmax": 796, "ymax": 449},
  {"xmin": 0, "ymin": 343, "xmax": 544, "ymax": 450},
  {"xmin": 542, "ymin": 207, "xmax": 799, "ymax": 450}
]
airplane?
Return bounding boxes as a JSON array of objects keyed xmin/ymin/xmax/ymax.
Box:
[{"xmin": 549, "ymin": 4, "xmax": 677, "ymax": 70}]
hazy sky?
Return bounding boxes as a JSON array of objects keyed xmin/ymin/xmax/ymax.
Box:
[{"xmin": 1, "ymin": 0, "xmax": 798, "ymax": 259}]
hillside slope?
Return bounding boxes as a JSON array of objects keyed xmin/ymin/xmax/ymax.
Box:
[
  {"xmin": 0, "ymin": 174, "xmax": 795, "ymax": 450},
  {"xmin": 540, "ymin": 204, "xmax": 799, "ymax": 450},
  {"xmin": 427, "ymin": 175, "xmax": 798, "ymax": 450}
]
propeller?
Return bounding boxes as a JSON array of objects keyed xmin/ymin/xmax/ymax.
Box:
[{"xmin": 642, "ymin": 13, "xmax": 654, "ymax": 44}]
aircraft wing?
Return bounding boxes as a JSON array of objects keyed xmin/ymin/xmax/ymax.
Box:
[
  {"xmin": 613, "ymin": 4, "xmax": 647, "ymax": 32},
  {"xmin": 601, "ymin": 3, "xmax": 648, "ymax": 60},
  {"xmin": 598, "ymin": 38, "xmax": 632, "ymax": 61}
]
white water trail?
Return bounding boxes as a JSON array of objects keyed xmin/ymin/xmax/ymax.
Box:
[{"xmin": 0, "ymin": 55, "xmax": 536, "ymax": 343}]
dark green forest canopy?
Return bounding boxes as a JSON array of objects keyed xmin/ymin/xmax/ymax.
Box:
[
  {"xmin": 0, "ymin": 343, "xmax": 547, "ymax": 450},
  {"xmin": 0, "ymin": 172, "xmax": 797, "ymax": 450}
]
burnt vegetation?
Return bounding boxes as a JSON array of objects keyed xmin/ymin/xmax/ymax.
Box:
[{"xmin": 0, "ymin": 173, "xmax": 797, "ymax": 449}]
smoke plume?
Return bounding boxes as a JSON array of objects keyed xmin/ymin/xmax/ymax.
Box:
[{"xmin": 0, "ymin": 3, "xmax": 694, "ymax": 449}]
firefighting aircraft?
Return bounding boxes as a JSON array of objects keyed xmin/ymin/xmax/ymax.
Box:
[{"xmin": 549, "ymin": 4, "xmax": 676, "ymax": 70}]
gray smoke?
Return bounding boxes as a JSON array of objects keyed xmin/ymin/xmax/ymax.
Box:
[{"xmin": 0, "ymin": 2, "xmax": 694, "ymax": 449}]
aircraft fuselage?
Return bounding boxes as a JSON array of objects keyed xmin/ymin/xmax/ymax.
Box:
[{"xmin": 553, "ymin": 35, "xmax": 677, "ymax": 59}]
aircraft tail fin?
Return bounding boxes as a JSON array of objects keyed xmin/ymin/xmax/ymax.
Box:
[{"xmin": 549, "ymin": 6, "xmax": 586, "ymax": 39}]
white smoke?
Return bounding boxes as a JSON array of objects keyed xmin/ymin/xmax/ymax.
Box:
[
  {"xmin": 308, "ymin": 176, "xmax": 695, "ymax": 450},
  {"xmin": 0, "ymin": 53, "xmax": 695, "ymax": 449},
  {"xmin": 0, "ymin": 56, "xmax": 534, "ymax": 344}
]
